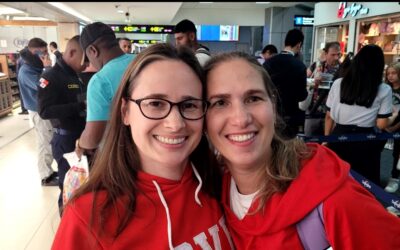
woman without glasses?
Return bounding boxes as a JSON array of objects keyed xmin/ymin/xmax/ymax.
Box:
[{"xmin": 204, "ymin": 51, "xmax": 400, "ymax": 249}]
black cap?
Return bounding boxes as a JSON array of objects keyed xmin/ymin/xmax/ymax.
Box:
[
  {"xmin": 174, "ymin": 19, "xmax": 197, "ymax": 33},
  {"xmin": 80, "ymin": 22, "xmax": 115, "ymax": 64},
  {"xmin": 80, "ymin": 22, "xmax": 115, "ymax": 50}
]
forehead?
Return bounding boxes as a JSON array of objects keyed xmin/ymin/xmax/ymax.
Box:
[
  {"xmin": 327, "ymin": 47, "xmax": 340, "ymax": 54},
  {"xmin": 133, "ymin": 59, "xmax": 202, "ymax": 95},
  {"xmin": 207, "ymin": 59, "xmax": 266, "ymax": 92},
  {"xmin": 174, "ymin": 32, "xmax": 187, "ymax": 39}
]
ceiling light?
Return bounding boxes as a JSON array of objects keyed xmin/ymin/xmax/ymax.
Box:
[
  {"xmin": 47, "ymin": 2, "xmax": 92, "ymax": 23},
  {"xmin": 0, "ymin": 7, "xmax": 24, "ymax": 15},
  {"xmin": 13, "ymin": 16, "xmax": 49, "ymax": 21},
  {"xmin": 256, "ymin": 2, "xmax": 271, "ymax": 4},
  {"xmin": 199, "ymin": 2, "xmax": 213, "ymax": 4},
  {"xmin": 117, "ymin": 10, "xmax": 124, "ymax": 14}
]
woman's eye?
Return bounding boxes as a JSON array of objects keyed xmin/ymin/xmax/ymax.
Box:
[
  {"xmin": 210, "ymin": 99, "xmax": 227, "ymax": 108},
  {"xmin": 245, "ymin": 96, "xmax": 263, "ymax": 104}
]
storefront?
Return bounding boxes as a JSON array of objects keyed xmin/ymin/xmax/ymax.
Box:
[{"xmin": 313, "ymin": 2, "xmax": 400, "ymax": 65}]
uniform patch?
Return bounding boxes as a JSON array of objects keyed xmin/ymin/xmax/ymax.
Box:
[
  {"xmin": 67, "ymin": 84, "xmax": 80, "ymax": 89},
  {"xmin": 39, "ymin": 78, "xmax": 49, "ymax": 88}
]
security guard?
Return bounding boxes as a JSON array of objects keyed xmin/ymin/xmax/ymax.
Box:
[{"xmin": 38, "ymin": 35, "xmax": 87, "ymax": 215}]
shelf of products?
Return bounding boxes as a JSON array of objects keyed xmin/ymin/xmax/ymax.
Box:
[{"xmin": 0, "ymin": 75, "xmax": 12, "ymax": 117}]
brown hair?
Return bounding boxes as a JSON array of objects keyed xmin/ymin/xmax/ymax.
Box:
[
  {"xmin": 203, "ymin": 52, "xmax": 312, "ymax": 211},
  {"xmin": 69, "ymin": 43, "xmax": 220, "ymax": 237}
]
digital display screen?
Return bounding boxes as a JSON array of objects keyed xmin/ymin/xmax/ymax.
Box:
[
  {"xmin": 130, "ymin": 40, "xmax": 159, "ymax": 44},
  {"xmin": 294, "ymin": 15, "xmax": 314, "ymax": 27},
  {"xmin": 109, "ymin": 24, "xmax": 174, "ymax": 34},
  {"xmin": 196, "ymin": 25, "xmax": 239, "ymax": 41}
]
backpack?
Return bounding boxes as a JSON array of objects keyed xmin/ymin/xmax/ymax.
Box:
[{"xmin": 296, "ymin": 202, "xmax": 332, "ymax": 250}]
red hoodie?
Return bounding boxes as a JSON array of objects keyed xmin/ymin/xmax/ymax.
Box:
[
  {"xmin": 52, "ymin": 164, "xmax": 234, "ymax": 250},
  {"xmin": 222, "ymin": 143, "xmax": 400, "ymax": 249}
]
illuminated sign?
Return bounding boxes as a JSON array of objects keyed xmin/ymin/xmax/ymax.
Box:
[
  {"xmin": 109, "ymin": 24, "xmax": 174, "ymax": 34},
  {"xmin": 294, "ymin": 15, "xmax": 314, "ymax": 27},
  {"xmin": 131, "ymin": 40, "xmax": 159, "ymax": 44},
  {"xmin": 337, "ymin": 2, "xmax": 369, "ymax": 19}
]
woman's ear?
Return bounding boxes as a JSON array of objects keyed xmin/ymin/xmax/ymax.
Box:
[{"xmin": 121, "ymin": 98, "xmax": 130, "ymax": 126}]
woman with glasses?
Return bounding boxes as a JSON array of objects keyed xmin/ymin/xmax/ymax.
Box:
[
  {"xmin": 52, "ymin": 43, "xmax": 233, "ymax": 250},
  {"xmin": 203, "ymin": 51, "xmax": 400, "ymax": 249}
]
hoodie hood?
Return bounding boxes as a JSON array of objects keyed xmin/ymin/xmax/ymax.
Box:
[
  {"xmin": 19, "ymin": 46, "xmax": 44, "ymax": 69},
  {"xmin": 222, "ymin": 143, "xmax": 350, "ymax": 235}
]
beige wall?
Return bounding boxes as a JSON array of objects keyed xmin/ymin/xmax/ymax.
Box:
[{"xmin": 57, "ymin": 22, "xmax": 79, "ymax": 52}]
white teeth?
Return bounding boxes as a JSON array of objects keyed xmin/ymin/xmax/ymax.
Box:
[
  {"xmin": 155, "ymin": 135, "xmax": 185, "ymax": 145},
  {"xmin": 228, "ymin": 133, "xmax": 255, "ymax": 142}
]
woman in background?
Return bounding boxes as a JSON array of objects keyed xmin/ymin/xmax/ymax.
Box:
[
  {"xmin": 325, "ymin": 44, "xmax": 392, "ymax": 185},
  {"xmin": 384, "ymin": 62, "xmax": 400, "ymax": 193}
]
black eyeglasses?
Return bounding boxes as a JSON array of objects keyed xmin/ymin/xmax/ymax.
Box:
[{"xmin": 127, "ymin": 97, "xmax": 209, "ymax": 120}]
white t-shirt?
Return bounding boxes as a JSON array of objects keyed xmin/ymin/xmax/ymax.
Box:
[
  {"xmin": 326, "ymin": 78, "xmax": 392, "ymax": 127},
  {"xmin": 229, "ymin": 177, "xmax": 258, "ymax": 220}
]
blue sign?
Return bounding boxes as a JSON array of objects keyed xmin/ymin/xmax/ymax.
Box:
[{"xmin": 294, "ymin": 15, "xmax": 314, "ymax": 27}]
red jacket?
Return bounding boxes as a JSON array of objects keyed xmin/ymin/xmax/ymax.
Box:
[
  {"xmin": 52, "ymin": 165, "xmax": 234, "ymax": 249},
  {"xmin": 222, "ymin": 143, "xmax": 400, "ymax": 249}
]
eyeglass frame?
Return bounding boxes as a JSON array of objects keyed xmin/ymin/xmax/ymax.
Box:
[{"xmin": 126, "ymin": 97, "xmax": 209, "ymax": 120}]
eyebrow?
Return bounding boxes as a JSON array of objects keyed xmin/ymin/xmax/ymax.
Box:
[
  {"xmin": 139, "ymin": 93, "xmax": 201, "ymax": 100},
  {"xmin": 208, "ymin": 89, "xmax": 267, "ymax": 100}
]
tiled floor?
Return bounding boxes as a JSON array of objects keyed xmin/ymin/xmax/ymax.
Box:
[{"xmin": 0, "ymin": 108, "xmax": 60, "ymax": 250}]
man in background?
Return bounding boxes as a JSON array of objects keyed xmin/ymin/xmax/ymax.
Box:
[
  {"xmin": 263, "ymin": 29, "xmax": 308, "ymax": 139},
  {"xmin": 38, "ymin": 35, "xmax": 87, "ymax": 214},
  {"xmin": 74, "ymin": 22, "xmax": 134, "ymax": 159},
  {"xmin": 18, "ymin": 37, "xmax": 58, "ymax": 186},
  {"xmin": 262, "ymin": 44, "xmax": 278, "ymax": 60},
  {"xmin": 174, "ymin": 19, "xmax": 211, "ymax": 66},
  {"xmin": 49, "ymin": 41, "xmax": 62, "ymax": 66},
  {"xmin": 117, "ymin": 37, "xmax": 132, "ymax": 54}
]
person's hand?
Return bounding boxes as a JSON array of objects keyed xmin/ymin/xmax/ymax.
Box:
[
  {"xmin": 40, "ymin": 54, "xmax": 52, "ymax": 67},
  {"xmin": 75, "ymin": 139, "xmax": 84, "ymax": 160}
]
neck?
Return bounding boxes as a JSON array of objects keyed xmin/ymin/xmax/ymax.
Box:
[
  {"xmin": 141, "ymin": 160, "xmax": 189, "ymax": 181},
  {"xmin": 283, "ymin": 46, "xmax": 295, "ymax": 54},
  {"xmin": 102, "ymin": 48, "xmax": 125, "ymax": 66},
  {"xmin": 228, "ymin": 164, "xmax": 265, "ymax": 195},
  {"xmin": 392, "ymin": 81, "xmax": 400, "ymax": 89}
]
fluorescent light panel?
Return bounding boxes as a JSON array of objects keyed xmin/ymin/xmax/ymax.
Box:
[
  {"xmin": 13, "ymin": 16, "xmax": 49, "ymax": 21},
  {"xmin": 256, "ymin": 2, "xmax": 271, "ymax": 4},
  {"xmin": 0, "ymin": 7, "xmax": 24, "ymax": 15},
  {"xmin": 47, "ymin": 2, "xmax": 92, "ymax": 23}
]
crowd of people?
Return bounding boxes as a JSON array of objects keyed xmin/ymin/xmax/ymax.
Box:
[{"xmin": 14, "ymin": 18, "xmax": 400, "ymax": 249}]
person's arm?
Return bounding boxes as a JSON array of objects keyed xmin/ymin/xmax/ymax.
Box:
[
  {"xmin": 324, "ymin": 111, "xmax": 334, "ymax": 136},
  {"xmin": 376, "ymin": 118, "xmax": 389, "ymax": 130},
  {"xmin": 75, "ymin": 121, "xmax": 107, "ymax": 157}
]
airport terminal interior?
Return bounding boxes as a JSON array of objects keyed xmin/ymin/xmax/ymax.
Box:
[{"xmin": 0, "ymin": 2, "xmax": 399, "ymax": 249}]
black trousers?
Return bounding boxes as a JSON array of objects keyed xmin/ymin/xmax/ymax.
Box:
[
  {"xmin": 50, "ymin": 131, "xmax": 81, "ymax": 214},
  {"xmin": 391, "ymin": 139, "xmax": 400, "ymax": 179},
  {"xmin": 327, "ymin": 124, "xmax": 384, "ymax": 185}
]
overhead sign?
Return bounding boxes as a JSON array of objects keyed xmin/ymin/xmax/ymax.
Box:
[
  {"xmin": 294, "ymin": 15, "xmax": 314, "ymax": 27},
  {"xmin": 337, "ymin": 2, "xmax": 369, "ymax": 19},
  {"xmin": 131, "ymin": 40, "xmax": 159, "ymax": 44},
  {"xmin": 109, "ymin": 24, "xmax": 174, "ymax": 34}
]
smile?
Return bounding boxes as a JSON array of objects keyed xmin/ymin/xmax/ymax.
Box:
[
  {"xmin": 227, "ymin": 133, "xmax": 255, "ymax": 142},
  {"xmin": 155, "ymin": 135, "xmax": 186, "ymax": 145}
]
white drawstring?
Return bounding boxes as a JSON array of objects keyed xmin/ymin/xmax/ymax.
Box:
[
  {"xmin": 153, "ymin": 180, "xmax": 174, "ymax": 250},
  {"xmin": 152, "ymin": 163, "xmax": 204, "ymax": 250},
  {"xmin": 191, "ymin": 163, "xmax": 203, "ymax": 207}
]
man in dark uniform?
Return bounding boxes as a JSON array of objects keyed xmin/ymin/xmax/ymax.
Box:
[{"xmin": 38, "ymin": 35, "xmax": 87, "ymax": 215}]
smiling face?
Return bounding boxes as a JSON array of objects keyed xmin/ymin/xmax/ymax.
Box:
[
  {"xmin": 206, "ymin": 58, "xmax": 275, "ymax": 172},
  {"xmin": 122, "ymin": 59, "xmax": 203, "ymax": 178}
]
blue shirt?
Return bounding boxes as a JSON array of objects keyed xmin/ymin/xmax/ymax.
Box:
[{"xmin": 87, "ymin": 53, "xmax": 135, "ymax": 121}]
